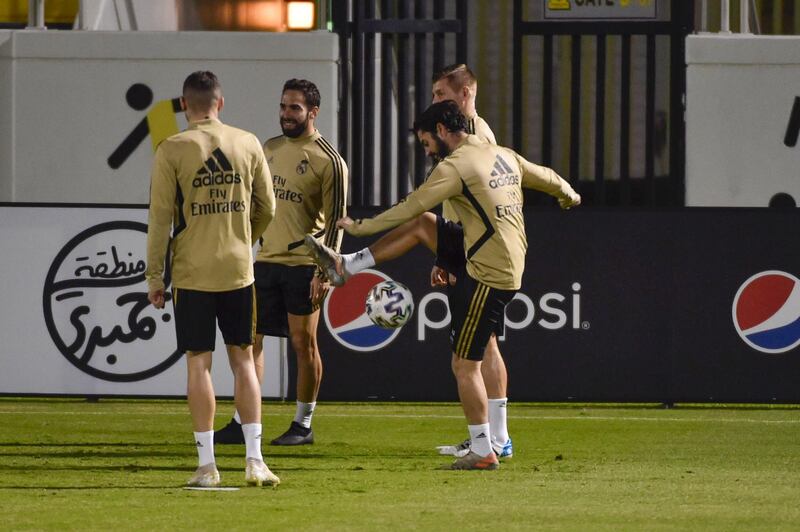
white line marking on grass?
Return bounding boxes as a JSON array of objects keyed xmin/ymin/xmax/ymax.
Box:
[
  {"xmin": 183, "ymin": 487, "xmax": 239, "ymax": 491},
  {"xmin": 319, "ymin": 413, "xmax": 800, "ymax": 425},
  {"xmin": 2, "ymin": 410, "xmax": 797, "ymax": 425}
]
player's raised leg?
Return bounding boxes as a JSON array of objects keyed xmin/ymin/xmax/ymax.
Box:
[{"xmin": 305, "ymin": 212, "xmax": 439, "ymax": 284}]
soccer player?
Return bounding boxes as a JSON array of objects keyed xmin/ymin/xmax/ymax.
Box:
[
  {"xmin": 310, "ymin": 64, "xmax": 516, "ymax": 460},
  {"xmin": 146, "ymin": 71, "xmax": 279, "ymax": 487},
  {"xmin": 215, "ymin": 79, "xmax": 348, "ymax": 446},
  {"xmin": 307, "ymin": 101, "xmax": 580, "ymax": 469},
  {"xmin": 430, "ymin": 64, "xmax": 511, "ymax": 460}
]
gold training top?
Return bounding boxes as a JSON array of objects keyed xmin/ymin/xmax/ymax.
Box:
[
  {"xmin": 256, "ymin": 130, "xmax": 348, "ymax": 267},
  {"xmin": 442, "ymin": 115, "xmax": 497, "ymax": 222},
  {"xmin": 146, "ymin": 118, "xmax": 275, "ymax": 292},
  {"xmin": 347, "ymin": 135, "xmax": 579, "ymax": 290},
  {"xmin": 468, "ymin": 115, "xmax": 496, "ymax": 145}
]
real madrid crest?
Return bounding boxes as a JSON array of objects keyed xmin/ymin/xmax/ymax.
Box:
[{"xmin": 296, "ymin": 159, "xmax": 309, "ymax": 175}]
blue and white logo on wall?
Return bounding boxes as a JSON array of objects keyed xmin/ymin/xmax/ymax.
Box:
[
  {"xmin": 732, "ymin": 270, "xmax": 800, "ymax": 354},
  {"xmin": 323, "ymin": 269, "xmax": 403, "ymax": 352}
]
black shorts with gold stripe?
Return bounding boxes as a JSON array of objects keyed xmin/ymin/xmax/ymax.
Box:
[
  {"xmin": 172, "ymin": 284, "xmax": 256, "ymax": 353},
  {"xmin": 448, "ymin": 274, "xmax": 516, "ymax": 361},
  {"xmin": 254, "ymin": 262, "xmax": 317, "ymax": 338}
]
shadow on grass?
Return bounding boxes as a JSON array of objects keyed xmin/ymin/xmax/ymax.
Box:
[
  {"xmin": 0, "ymin": 450, "xmax": 189, "ymax": 459},
  {"xmin": 0, "ymin": 442, "xmax": 180, "ymax": 447},
  {"xmin": 0, "ymin": 485, "xmax": 197, "ymax": 490}
]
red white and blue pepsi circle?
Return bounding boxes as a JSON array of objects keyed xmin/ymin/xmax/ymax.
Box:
[
  {"xmin": 732, "ymin": 271, "xmax": 800, "ymax": 354},
  {"xmin": 323, "ymin": 269, "xmax": 403, "ymax": 352}
]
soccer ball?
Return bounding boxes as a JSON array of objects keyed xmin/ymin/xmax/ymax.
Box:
[{"xmin": 365, "ymin": 280, "xmax": 415, "ymax": 329}]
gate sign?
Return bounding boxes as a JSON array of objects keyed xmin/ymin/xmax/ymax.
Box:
[{"xmin": 544, "ymin": 0, "xmax": 657, "ymax": 20}]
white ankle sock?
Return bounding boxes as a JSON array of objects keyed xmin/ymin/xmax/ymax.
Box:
[
  {"xmin": 194, "ymin": 430, "xmax": 215, "ymax": 466},
  {"xmin": 233, "ymin": 410, "xmax": 241, "ymax": 424},
  {"xmin": 242, "ymin": 423, "xmax": 263, "ymax": 461},
  {"xmin": 341, "ymin": 248, "xmax": 375, "ymax": 277},
  {"xmin": 468, "ymin": 423, "xmax": 493, "ymax": 457},
  {"xmin": 488, "ymin": 398, "xmax": 509, "ymax": 444},
  {"xmin": 293, "ymin": 401, "xmax": 316, "ymax": 428}
]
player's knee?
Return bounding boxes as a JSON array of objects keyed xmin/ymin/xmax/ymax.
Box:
[
  {"xmin": 290, "ymin": 332, "xmax": 317, "ymax": 360},
  {"xmin": 228, "ymin": 355, "xmax": 253, "ymax": 377},
  {"xmin": 483, "ymin": 338, "xmax": 502, "ymax": 359},
  {"xmin": 419, "ymin": 211, "xmax": 437, "ymax": 226},
  {"xmin": 451, "ymin": 355, "xmax": 479, "ymax": 378}
]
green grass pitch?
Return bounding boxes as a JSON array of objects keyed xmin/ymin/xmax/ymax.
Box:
[{"xmin": 1, "ymin": 398, "xmax": 799, "ymax": 530}]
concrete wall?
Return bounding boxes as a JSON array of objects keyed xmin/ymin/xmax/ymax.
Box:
[
  {"xmin": 686, "ymin": 34, "xmax": 800, "ymax": 206},
  {"xmin": 0, "ymin": 30, "xmax": 339, "ymax": 203}
]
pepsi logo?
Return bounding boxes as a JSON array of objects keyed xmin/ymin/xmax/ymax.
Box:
[
  {"xmin": 732, "ymin": 271, "xmax": 800, "ymax": 354},
  {"xmin": 323, "ymin": 269, "xmax": 403, "ymax": 352}
]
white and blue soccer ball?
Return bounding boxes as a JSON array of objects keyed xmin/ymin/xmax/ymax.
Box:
[{"xmin": 365, "ymin": 280, "xmax": 415, "ymax": 329}]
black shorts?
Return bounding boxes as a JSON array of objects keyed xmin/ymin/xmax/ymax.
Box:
[
  {"xmin": 448, "ymin": 274, "xmax": 516, "ymax": 361},
  {"xmin": 437, "ymin": 215, "xmax": 506, "ymax": 347},
  {"xmin": 254, "ymin": 262, "xmax": 317, "ymax": 338},
  {"xmin": 172, "ymin": 284, "xmax": 256, "ymax": 353},
  {"xmin": 435, "ymin": 214, "xmax": 467, "ymax": 275}
]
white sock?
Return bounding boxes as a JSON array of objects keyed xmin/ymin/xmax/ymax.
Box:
[
  {"xmin": 341, "ymin": 248, "xmax": 375, "ymax": 277},
  {"xmin": 293, "ymin": 401, "xmax": 316, "ymax": 428},
  {"xmin": 488, "ymin": 398, "xmax": 509, "ymax": 444},
  {"xmin": 468, "ymin": 423, "xmax": 493, "ymax": 457},
  {"xmin": 194, "ymin": 430, "xmax": 215, "ymax": 466},
  {"xmin": 233, "ymin": 410, "xmax": 241, "ymax": 424},
  {"xmin": 242, "ymin": 423, "xmax": 263, "ymax": 461}
]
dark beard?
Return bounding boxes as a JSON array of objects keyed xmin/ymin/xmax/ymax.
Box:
[
  {"xmin": 428, "ymin": 134, "xmax": 450, "ymax": 163},
  {"xmin": 281, "ymin": 118, "xmax": 308, "ymax": 138}
]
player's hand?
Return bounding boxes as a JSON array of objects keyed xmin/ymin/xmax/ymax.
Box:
[
  {"xmin": 431, "ymin": 266, "xmax": 447, "ymax": 287},
  {"xmin": 148, "ymin": 288, "xmax": 165, "ymax": 309},
  {"xmin": 336, "ymin": 216, "xmax": 355, "ymax": 232},
  {"xmin": 309, "ymin": 275, "xmax": 329, "ymax": 306},
  {"xmin": 559, "ymin": 192, "xmax": 581, "ymax": 210},
  {"xmin": 431, "ymin": 266, "xmax": 456, "ymax": 287}
]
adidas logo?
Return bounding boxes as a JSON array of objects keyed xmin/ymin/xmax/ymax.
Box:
[
  {"xmin": 196, "ymin": 441, "xmax": 203, "ymax": 448},
  {"xmin": 475, "ymin": 432, "xmax": 487, "ymax": 439},
  {"xmin": 489, "ymin": 155, "xmax": 520, "ymax": 187},
  {"xmin": 192, "ymin": 148, "xmax": 241, "ymax": 188}
]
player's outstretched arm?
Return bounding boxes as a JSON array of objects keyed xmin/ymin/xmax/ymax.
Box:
[
  {"xmin": 515, "ymin": 151, "xmax": 581, "ymax": 209},
  {"xmin": 343, "ymin": 164, "xmax": 460, "ymax": 237}
]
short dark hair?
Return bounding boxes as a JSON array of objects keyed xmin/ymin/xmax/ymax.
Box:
[
  {"xmin": 182, "ymin": 71, "xmax": 221, "ymax": 96},
  {"xmin": 413, "ymin": 100, "xmax": 468, "ymax": 135},
  {"xmin": 283, "ymin": 78, "xmax": 321, "ymax": 108},
  {"xmin": 432, "ymin": 63, "xmax": 477, "ymax": 91},
  {"xmin": 182, "ymin": 71, "xmax": 221, "ymax": 110}
]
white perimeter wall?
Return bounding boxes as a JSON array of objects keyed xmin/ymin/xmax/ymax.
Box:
[
  {"xmin": 0, "ymin": 29, "xmax": 340, "ymax": 395},
  {"xmin": 686, "ymin": 34, "xmax": 800, "ymax": 206},
  {"xmin": 0, "ymin": 205, "xmax": 285, "ymax": 397},
  {"xmin": 0, "ymin": 30, "xmax": 340, "ymax": 203}
]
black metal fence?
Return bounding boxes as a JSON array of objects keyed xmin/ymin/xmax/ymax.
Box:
[
  {"xmin": 335, "ymin": 0, "xmax": 695, "ymax": 208},
  {"xmin": 513, "ymin": 1, "xmax": 695, "ymax": 206},
  {"xmin": 333, "ymin": 0, "xmax": 468, "ymax": 207}
]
